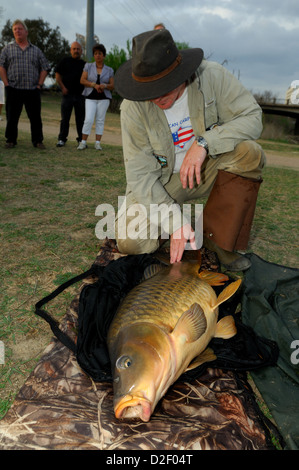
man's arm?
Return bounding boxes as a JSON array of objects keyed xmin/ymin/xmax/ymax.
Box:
[
  {"xmin": 36, "ymin": 47, "xmax": 51, "ymax": 88},
  {"xmin": 55, "ymin": 72, "xmax": 68, "ymax": 95},
  {"xmin": 199, "ymin": 62, "xmax": 263, "ymax": 156},
  {"xmin": 179, "ymin": 142, "xmax": 207, "ymax": 189},
  {"xmin": 37, "ymin": 70, "xmax": 48, "ymax": 89},
  {"xmin": 0, "ymin": 67, "xmax": 9, "ymax": 87}
]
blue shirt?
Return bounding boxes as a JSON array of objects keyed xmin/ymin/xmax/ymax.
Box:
[{"xmin": 81, "ymin": 62, "xmax": 114, "ymax": 100}]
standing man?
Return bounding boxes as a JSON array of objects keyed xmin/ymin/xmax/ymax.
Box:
[
  {"xmin": 0, "ymin": 78, "xmax": 4, "ymax": 120},
  {"xmin": 0, "ymin": 19, "xmax": 50, "ymax": 149},
  {"xmin": 114, "ymin": 29, "xmax": 265, "ymax": 271},
  {"xmin": 55, "ymin": 42, "xmax": 85, "ymax": 147}
]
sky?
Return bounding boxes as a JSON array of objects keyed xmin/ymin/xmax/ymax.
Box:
[{"xmin": 1, "ymin": 0, "xmax": 298, "ymax": 101}]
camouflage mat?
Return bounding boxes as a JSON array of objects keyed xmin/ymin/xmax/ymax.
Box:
[{"xmin": 0, "ymin": 240, "xmax": 275, "ymax": 450}]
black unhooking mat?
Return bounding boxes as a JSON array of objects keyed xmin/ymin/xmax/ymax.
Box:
[{"xmin": 241, "ymin": 253, "xmax": 299, "ymax": 450}]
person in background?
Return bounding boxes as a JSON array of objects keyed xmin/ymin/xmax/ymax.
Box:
[
  {"xmin": 0, "ymin": 19, "xmax": 50, "ymax": 149},
  {"xmin": 0, "ymin": 78, "xmax": 4, "ymax": 120},
  {"xmin": 78, "ymin": 44, "xmax": 114, "ymax": 150},
  {"xmin": 154, "ymin": 23, "xmax": 165, "ymax": 30},
  {"xmin": 55, "ymin": 41, "xmax": 85, "ymax": 147},
  {"xmin": 114, "ymin": 29, "xmax": 265, "ymax": 271}
]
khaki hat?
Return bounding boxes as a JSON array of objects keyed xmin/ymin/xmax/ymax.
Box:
[{"xmin": 115, "ymin": 29, "xmax": 203, "ymax": 101}]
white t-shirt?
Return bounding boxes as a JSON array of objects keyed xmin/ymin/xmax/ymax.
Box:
[{"xmin": 163, "ymin": 87, "xmax": 195, "ymax": 173}]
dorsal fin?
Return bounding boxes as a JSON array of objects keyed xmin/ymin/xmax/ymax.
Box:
[
  {"xmin": 172, "ymin": 303, "xmax": 207, "ymax": 343},
  {"xmin": 199, "ymin": 270, "xmax": 229, "ymax": 286},
  {"xmin": 212, "ymin": 279, "xmax": 242, "ymax": 310}
]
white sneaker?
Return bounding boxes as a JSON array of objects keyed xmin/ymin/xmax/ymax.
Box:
[
  {"xmin": 77, "ymin": 141, "xmax": 87, "ymax": 150},
  {"xmin": 95, "ymin": 141, "xmax": 102, "ymax": 150}
]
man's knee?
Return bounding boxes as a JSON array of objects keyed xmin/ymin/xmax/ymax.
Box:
[
  {"xmin": 218, "ymin": 140, "xmax": 265, "ymax": 179},
  {"xmin": 237, "ymin": 140, "xmax": 264, "ymax": 162}
]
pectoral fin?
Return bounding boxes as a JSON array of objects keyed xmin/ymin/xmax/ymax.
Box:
[
  {"xmin": 186, "ymin": 347, "xmax": 217, "ymax": 371},
  {"xmin": 172, "ymin": 303, "xmax": 207, "ymax": 343},
  {"xmin": 214, "ymin": 315, "xmax": 237, "ymax": 339}
]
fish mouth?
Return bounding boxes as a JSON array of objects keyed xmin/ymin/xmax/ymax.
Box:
[{"xmin": 115, "ymin": 395, "xmax": 152, "ymax": 422}]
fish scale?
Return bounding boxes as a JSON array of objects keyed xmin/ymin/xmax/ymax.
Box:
[{"xmin": 109, "ymin": 265, "xmax": 217, "ymax": 339}]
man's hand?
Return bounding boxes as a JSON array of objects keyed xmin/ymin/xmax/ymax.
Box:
[
  {"xmin": 170, "ymin": 223, "xmax": 197, "ymax": 264},
  {"xmin": 180, "ymin": 141, "xmax": 207, "ymax": 189}
]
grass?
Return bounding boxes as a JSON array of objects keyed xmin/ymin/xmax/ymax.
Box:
[
  {"xmin": 0, "ymin": 96, "xmax": 125, "ymax": 414},
  {"xmin": 258, "ymin": 139, "xmax": 299, "ymax": 153},
  {"xmin": 0, "ymin": 95, "xmax": 298, "ymax": 446}
]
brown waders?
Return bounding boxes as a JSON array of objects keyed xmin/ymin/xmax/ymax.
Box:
[{"xmin": 203, "ymin": 170, "xmax": 262, "ymax": 270}]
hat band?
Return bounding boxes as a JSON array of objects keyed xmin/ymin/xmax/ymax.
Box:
[{"xmin": 132, "ymin": 54, "xmax": 182, "ymax": 83}]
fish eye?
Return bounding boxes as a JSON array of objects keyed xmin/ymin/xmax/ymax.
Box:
[{"xmin": 116, "ymin": 355, "xmax": 132, "ymax": 369}]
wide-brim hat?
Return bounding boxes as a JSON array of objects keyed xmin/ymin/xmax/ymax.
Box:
[{"xmin": 115, "ymin": 29, "xmax": 203, "ymax": 101}]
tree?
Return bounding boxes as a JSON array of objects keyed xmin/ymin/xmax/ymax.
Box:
[
  {"xmin": 176, "ymin": 41, "xmax": 190, "ymax": 50},
  {"xmin": 0, "ymin": 18, "xmax": 70, "ymax": 78},
  {"xmin": 104, "ymin": 45, "xmax": 128, "ymax": 71},
  {"xmin": 75, "ymin": 33, "xmax": 100, "ymax": 59},
  {"xmin": 254, "ymin": 90, "xmax": 278, "ymax": 104}
]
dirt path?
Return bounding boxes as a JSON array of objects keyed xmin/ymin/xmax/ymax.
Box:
[
  {"xmin": 261, "ymin": 149, "xmax": 299, "ymax": 170},
  {"xmin": 3, "ymin": 119, "xmax": 299, "ymax": 170}
]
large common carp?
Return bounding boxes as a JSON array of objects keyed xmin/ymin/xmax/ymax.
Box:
[{"xmin": 107, "ymin": 261, "xmax": 241, "ymax": 422}]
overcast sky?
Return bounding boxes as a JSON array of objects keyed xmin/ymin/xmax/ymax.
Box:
[{"xmin": 1, "ymin": 0, "xmax": 298, "ymax": 101}]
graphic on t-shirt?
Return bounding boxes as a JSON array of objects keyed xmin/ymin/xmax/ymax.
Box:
[{"xmin": 172, "ymin": 125, "xmax": 194, "ymax": 149}]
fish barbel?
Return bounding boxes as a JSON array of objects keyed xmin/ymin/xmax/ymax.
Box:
[{"xmin": 107, "ymin": 261, "xmax": 241, "ymax": 422}]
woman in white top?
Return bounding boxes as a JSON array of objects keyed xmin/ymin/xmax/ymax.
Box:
[{"xmin": 78, "ymin": 44, "xmax": 114, "ymax": 150}]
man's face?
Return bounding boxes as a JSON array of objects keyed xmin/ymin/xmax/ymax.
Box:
[
  {"xmin": 70, "ymin": 43, "xmax": 82, "ymax": 59},
  {"xmin": 150, "ymin": 83, "xmax": 186, "ymax": 110},
  {"xmin": 12, "ymin": 23, "xmax": 28, "ymax": 43}
]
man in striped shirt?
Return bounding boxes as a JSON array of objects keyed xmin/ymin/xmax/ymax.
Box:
[{"xmin": 0, "ymin": 19, "xmax": 51, "ymax": 149}]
